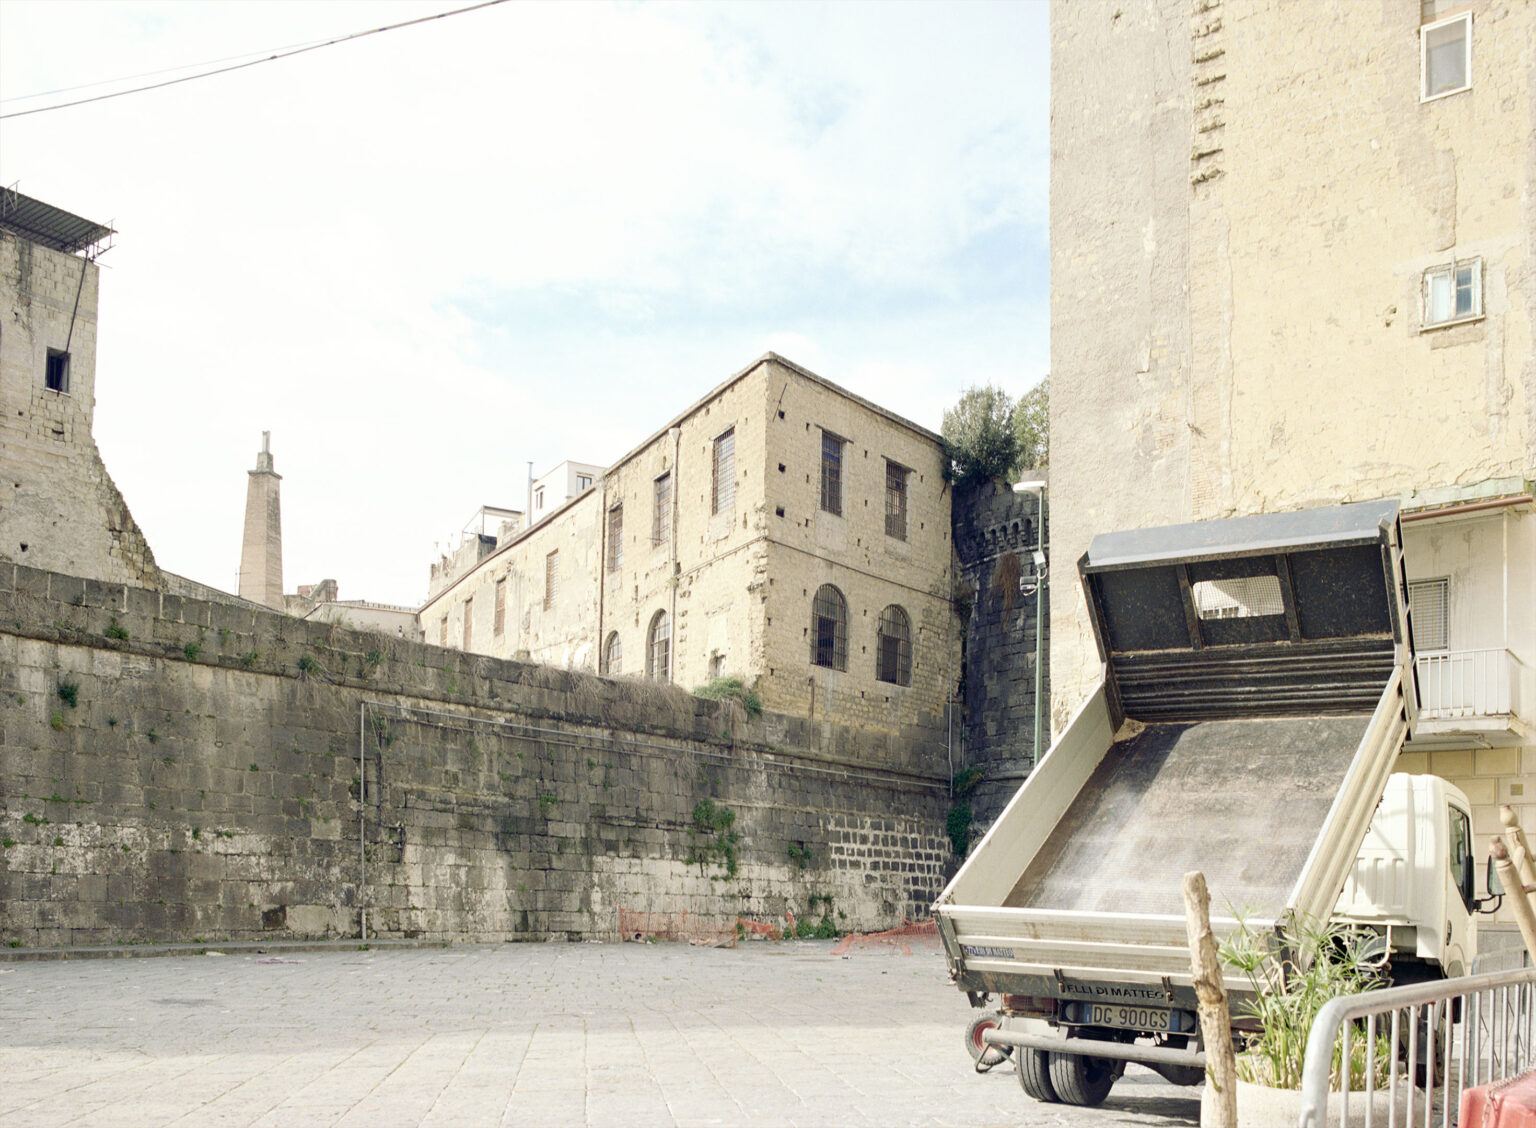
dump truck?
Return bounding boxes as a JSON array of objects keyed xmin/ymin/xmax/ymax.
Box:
[{"xmin": 935, "ymin": 500, "xmax": 1496, "ymax": 1107}]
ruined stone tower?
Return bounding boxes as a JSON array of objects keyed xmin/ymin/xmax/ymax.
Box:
[{"xmin": 237, "ymin": 432, "xmax": 283, "ymax": 610}]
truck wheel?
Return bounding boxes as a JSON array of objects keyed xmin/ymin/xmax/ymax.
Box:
[
  {"xmin": 965, "ymin": 1011, "xmax": 1011, "ymax": 1068},
  {"xmin": 1016, "ymin": 1048, "xmax": 1059, "ymax": 1102},
  {"xmin": 1048, "ymin": 1051, "xmax": 1116, "ymax": 1106}
]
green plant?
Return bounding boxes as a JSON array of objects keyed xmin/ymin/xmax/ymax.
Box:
[
  {"xmin": 946, "ymin": 768, "xmax": 984, "ymax": 858},
  {"xmin": 1, "ymin": 838, "xmax": 15, "ymax": 848},
  {"xmin": 22, "ymin": 813, "xmax": 47, "ymax": 825},
  {"xmin": 249, "ymin": 763, "xmax": 259, "ymax": 772},
  {"xmin": 787, "ymin": 841, "xmax": 813, "ymax": 868},
  {"xmin": 49, "ymin": 712, "xmax": 65, "ymax": 731},
  {"xmin": 240, "ymin": 650, "xmax": 259, "ymax": 668},
  {"xmin": 57, "ymin": 679, "xmax": 79, "ymax": 708},
  {"xmin": 692, "ymin": 675, "xmax": 763, "ymax": 718},
  {"xmin": 105, "ymin": 618, "xmax": 129, "ymax": 640},
  {"xmin": 537, "ymin": 792, "xmax": 558, "ymax": 817},
  {"xmin": 147, "ymin": 728, "xmax": 158, "ymax": 745},
  {"xmin": 52, "ymin": 836, "xmax": 63, "ymax": 847},
  {"xmin": 218, "ymin": 627, "xmax": 232, "ymax": 645},
  {"xmin": 1220, "ymin": 913, "xmax": 1392, "ymax": 1091},
  {"xmin": 107, "ymin": 716, "xmax": 118, "ymax": 727},
  {"xmin": 297, "ymin": 655, "xmax": 320, "ymax": 677},
  {"xmin": 191, "ymin": 827, "xmax": 201, "ymax": 839},
  {"xmin": 942, "ymin": 384, "xmax": 1022, "ymax": 488},
  {"xmin": 364, "ymin": 650, "xmax": 383, "ymax": 669},
  {"xmin": 184, "ymin": 643, "xmax": 201, "ymax": 661},
  {"xmin": 1012, "ymin": 376, "xmax": 1049, "ymax": 472},
  {"xmin": 686, "ymin": 799, "xmax": 740, "ymax": 876}
]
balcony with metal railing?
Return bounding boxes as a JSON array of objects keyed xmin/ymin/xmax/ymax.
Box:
[{"xmin": 1410, "ymin": 647, "xmax": 1533, "ymax": 747}]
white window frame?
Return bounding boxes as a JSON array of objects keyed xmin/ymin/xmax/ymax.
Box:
[
  {"xmin": 1420, "ymin": 11, "xmax": 1471, "ymax": 102},
  {"xmin": 1421, "ymin": 257, "xmax": 1483, "ymax": 330}
]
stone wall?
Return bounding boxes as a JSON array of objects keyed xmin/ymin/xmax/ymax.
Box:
[
  {"xmin": 0, "ymin": 563, "xmax": 952, "ymax": 948},
  {"xmin": 953, "ymin": 481, "xmax": 1048, "ymax": 827}
]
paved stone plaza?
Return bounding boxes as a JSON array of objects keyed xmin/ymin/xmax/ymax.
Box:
[{"xmin": 1, "ymin": 939, "xmax": 1201, "ymax": 1127}]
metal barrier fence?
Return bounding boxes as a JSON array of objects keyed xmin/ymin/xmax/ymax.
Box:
[{"xmin": 1298, "ymin": 966, "xmax": 1535, "ymax": 1128}]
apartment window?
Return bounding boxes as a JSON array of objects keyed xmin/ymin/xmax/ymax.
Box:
[
  {"xmin": 652, "ymin": 473, "xmax": 672, "ymax": 546},
  {"xmin": 876, "ymin": 605, "xmax": 912, "ymax": 686},
  {"xmin": 607, "ymin": 505, "xmax": 623, "ymax": 572},
  {"xmin": 712, "ymin": 428, "xmax": 736, "ymax": 514},
  {"xmin": 820, "ymin": 431, "xmax": 844, "ymax": 516},
  {"xmin": 603, "ymin": 631, "xmax": 622, "ymax": 676},
  {"xmin": 544, "ymin": 550, "xmax": 559, "ymax": 610},
  {"xmin": 1409, "ymin": 577, "xmax": 1450, "ymax": 652},
  {"xmin": 884, "ymin": 461, "xmax": 909, "ymax": 540},
  {"xmin": 1421, "ymin": 12, "xmax": 1470, "ymax": 101},
  {"xmin": 810, "ymin": 584, "xmax": 848, "ymax": 670},
  {"xmin": 1423, "ymin": 258, "xmax": 1482, "ymax": 328},
  {"xmin": 493, "ymin": 577, "xmax": 506, "ymax": 636},
  {"xmin": 708, "ymin": 652, "xmax": 726, "ymax": 680},
  {"xmin": 45, "ymin": 349, "xmax": 70, "ymax": 393},
  {"xmin": 462, "ymin": 597, "xmax": 473, "ymax": 651},
  {"xmin": 577, "ymin": 474, "xmax": 593, "ymax": 490},
  {"xmin": 534, "ymin": 486, "xmax": 545, "ymax": 512},
  {"xmin": 646, "ymin": 610, "xmax": 670, "ymax": 681}
]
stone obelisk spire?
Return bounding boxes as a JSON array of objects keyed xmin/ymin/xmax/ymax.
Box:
[{"xmin": 238, "ymin": 432, "xmax": 284, "ymax": 610}]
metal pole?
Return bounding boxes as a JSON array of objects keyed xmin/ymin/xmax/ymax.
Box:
[
  {"xmin": 359, "ymin": 702, "xmax": 367, "ymax": 942},
  {"xmin": 1033, "ymin": 486, "xmax": 1047, "ymax": 763}
]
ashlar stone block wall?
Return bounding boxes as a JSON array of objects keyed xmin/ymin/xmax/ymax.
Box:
[{"xmin": 0, "ymin": 563, "xmax": 952, "ymax": 948}]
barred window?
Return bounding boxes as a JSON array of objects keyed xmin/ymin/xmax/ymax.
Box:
[
  {"xmin": 876, "ymin": 604, "xmax": 912, "ymax": 686},
  {"xmin": 647, "ymin": 610, "xmax": 671, "ymax": 681},
  {"xmin": 493, "ymin": 576, "xmax": 506, "ymax": 636},
  {"xmin": 607, "ymin": 505, "xmax": 623, "ymax": 572},
  {"xmin": 462, "ymin": 597, "xmax": 473, "ymax": 651},
  {"xmin": 884, "ymin": 461, "xmax": 909, "ymax": 540},
  {"xmin": 545, "ymin": 550, "xmax": 559, "ymax": 610},
  {"xmin": 653, "ymin": 473, "xmax": 672, "ymax": 546},
  {"xmin": 603, "ymin": 631, "xmax": 622, "ymax": 676},
  {"xmin": 810, "ymin": 584, "xmax": 848, "ymax": 670},
  {"xmin": 712, "ymin": 428, "xmax": 736, "ymax": 514},
  {"xmin": 820, "ymin": 431, "xmax": 844, "ymax": 516}
]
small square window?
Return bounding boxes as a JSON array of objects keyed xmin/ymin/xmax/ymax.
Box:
[
  {"xmin": 577, "ymin": 475, "xmax": 593, "ymax": 490},
  {"xmin": 1423, "ymin": 258, "xmax": 1482, "ymax": 328},
  {"xmin": 45, "ymin": 349, "xmax": 70, "ymax": 393},
  {"xmin": 1421, "ymin": 12, "xmax": 1470, "ymax": 101}
]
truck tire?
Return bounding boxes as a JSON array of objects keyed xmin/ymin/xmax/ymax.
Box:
[
  {"xmin": 965, "ymin": 1011, "xmax": 1011, "ymax": 1068},
  {"xmin": 1016, "ymin": 1048, "xmax": 1059, "ymax": 1102},
  {"xmin": 1048, "ymin": 1051, "xmax": 1117, "ymax": 1106}
]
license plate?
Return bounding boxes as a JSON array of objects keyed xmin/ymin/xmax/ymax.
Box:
[{"xmin": 1067, "ymin": 1003, "xmax": 1175, "ymax": 1032}]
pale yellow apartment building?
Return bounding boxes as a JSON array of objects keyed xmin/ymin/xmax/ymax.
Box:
[
  {"xmin": 1050, "ymin": 0, "xmax": 1534, "ymax": 916},
  {"xmin": 419, "ymin": 354, "xmax": 960, "ymax": 753}
]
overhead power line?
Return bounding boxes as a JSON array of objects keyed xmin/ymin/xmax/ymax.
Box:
[{"xmin": 0, "ymin": 0, "xmax": 511, "ymax": 121}]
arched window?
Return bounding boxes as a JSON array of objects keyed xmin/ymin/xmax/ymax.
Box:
[
  {"xmin": 646, "ymin": 610, "xmax": 671, "ymax": 681},
  {"xmin": 602, "ymin": 631, "xmax": 622, "ymax": 676},
  {"xmin": 876, "ymin": 604, "xmax": 912, "ymax": 686},
  {"xmin": 810, "ymin": 584, "xmax": 848, "ymax": 670}
]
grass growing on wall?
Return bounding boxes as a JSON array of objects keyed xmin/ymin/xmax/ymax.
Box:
[{"xmin": 691, "ymin": 676, "xmax": 762, "ymax": 718}]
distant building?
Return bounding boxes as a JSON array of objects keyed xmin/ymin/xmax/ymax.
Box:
[
  {"xmin": 238, "ymin": 433, "xmax": 284, "ymax": 610},
  {"xmin": 420, "ymin": 353, "xmax": 960, "ymax": 747},
  {"xmin": 0, "ymin": 190, "xmax": 158, "ymax": 588},
  {"xmin": 286, "ymin": 579, "xmax": 423, "ymax": 641}
]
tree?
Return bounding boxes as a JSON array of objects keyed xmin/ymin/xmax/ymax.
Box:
[
  {"xmin": 942, "ymin": 384, "xmax": 1020, "ymax": 488},
  {"xmin": 1013, "ymin": 376, "xmax": 1048, "ymax": 471}
]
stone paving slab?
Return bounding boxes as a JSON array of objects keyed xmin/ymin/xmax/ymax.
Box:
[{"xmin": 0, "ymin": 940, "xmax": 1202, "ymax": 1127}]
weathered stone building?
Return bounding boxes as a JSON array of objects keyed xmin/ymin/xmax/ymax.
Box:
[
  {"xmin": 421, "ymin": 354, "xmax": 961, "ymax": 765},
  {"xmin": 0, "ymin": 191, "xmax": 158, "ymax": 590},
  {"xmin": 1050, "ymin": 0, "xmax": 1534, "ymax": 910}
]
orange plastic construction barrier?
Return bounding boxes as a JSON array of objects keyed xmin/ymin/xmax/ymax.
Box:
[{"xmin": 1461, "ymin": 1071, "xmax": 1536, "ymax": 1128}]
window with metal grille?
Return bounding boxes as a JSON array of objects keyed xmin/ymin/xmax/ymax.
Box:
[
  {"xmin": 1409, "ymin": 577, "xmax": 1450, "ymax": 651},
  {"xmin": 607, "ymin": 505, "xmax": 623, "ymax": 572},
  {"xmin": 810, "ymin": 584, "xmax": 848, "ymax": 670},
  {"xmin": 45, "ymin": 350, "xmax": 70, "ymax": 393},
  {"xmin": 1421, "ymin": 11, "xmax": 1470, "ymax": 101},
  {"xmin": 493, "ymin": 577, "xmax": 506, "ymax": 636},
  {"xmin": 1192, "ymin": 575, "xmax": 1284, "ymax": 620},
  {"xmin": 544, "ymin": 550, "xmax": 559, "ymax": 610},
  {"xmin": 647, "ymin": 610, "xmax": 670, "ymax": 681},
  {"xmin": 603, "ymin": 631, "xmax": 622, "ymax": 676},
  {"xmin": 820, "ymin": 431, "xmax": 844, "ymax": 516},
  {"xmin": 876, "ymin": 605, "xmax": 912, "ymax": 685},
  {"xmin": 462, "ymin": 597, "xmax": 473, "ymax": 651},
  {"xmin": 885, "ymin": 461, "xmax": 909, "ymax": 540},
  {"xmin": 712, "ymin": 428, "xmax": 735, "ymax": 514},
  {"xmin": 1423, "ymin": 258, "xmax": 1482, "ymax": 328},
  {"xmin": 653, "ymin": 473, "xmax": 672, "ymax": 546}
]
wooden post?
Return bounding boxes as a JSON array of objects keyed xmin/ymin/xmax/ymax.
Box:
[
  {"xmin": 1501, "ymin": 805, "xmax": 1536, "ymax": 892},
  {"xmin": 1184, "ymin": 871, "xmax": 1239, "ymax": 1128},
  {"xmin": 1491, "ymin": 839, "xmax": 1536, "ymax": 962}
]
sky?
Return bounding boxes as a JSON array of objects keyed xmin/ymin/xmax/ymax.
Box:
[{"xmin": 0, "ymin": 0, "xmax": 1050, "ymax": 607}]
